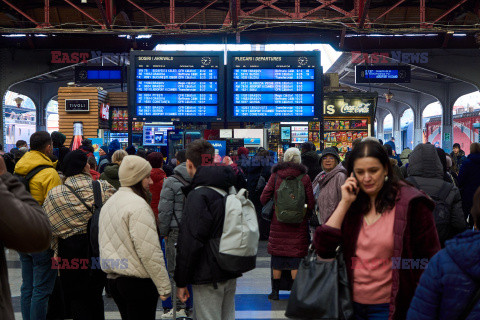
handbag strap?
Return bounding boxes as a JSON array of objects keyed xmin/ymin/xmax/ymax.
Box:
[
  {"xmin": 64, "ymin": 184, "xmax": 93, "ymax": 213},
  {"xmin": 458, "ymin": 286, "xmax": 480, "ymax": 320},
  {"xmin": 92, "ymin": 180, "xmax": 102, "ymax": 211}
]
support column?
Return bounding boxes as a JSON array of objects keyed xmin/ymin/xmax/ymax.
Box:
[
  {"xmin": 376, "ymin": 118, "xmax": 384, "ymax": 141},
  {"xmin": 442, "ymin": 103, "xmax": 453, "ymax": 153},
  {"xmin": 392, "ymin": 110, "xmax": 402, "ymax": 155},
  {"xmin": 441, "ymin": 84, "xmax": 453, "ymax": 153},
  {"xmin": 375, "ymin": 108, "xmax": 388, "ymax": 142},
  {"xmin": 0, "ymin": 50, "xmax": 8, "ymax": 145},
  {"xmin": 413, "ymin": 102, "xmax": 423, "ymax": 148}
]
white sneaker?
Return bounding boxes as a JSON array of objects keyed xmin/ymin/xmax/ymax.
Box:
[
  {"xmin": 161, "ymin": 309, "xmax": 188, "ymax": 319},
  {"xmin": 176, "ymin": 309, "xmax": 188, "ymax": 318}
]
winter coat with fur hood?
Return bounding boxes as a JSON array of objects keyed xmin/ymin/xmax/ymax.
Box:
[{"xmin": 260, "ymin": 162, "xmax": 315, "ymax": 258}]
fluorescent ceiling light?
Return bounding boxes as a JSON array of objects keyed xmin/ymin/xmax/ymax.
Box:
[
  {"xmin": 136, "ymin": 34, "xmax": 152, "ymax": 39},
  {"xmin": 2, "ymin": 34, "xmax": 26, "ymax": 37}
]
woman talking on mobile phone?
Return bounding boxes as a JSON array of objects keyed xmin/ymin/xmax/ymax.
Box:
[{"xmin": 314, "ymin": 140, "xmax": 441, "ymax": 320}]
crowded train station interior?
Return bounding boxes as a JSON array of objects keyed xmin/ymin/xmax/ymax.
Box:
[{"xmin": 2, "ymin": 1, "xmax": 480, "ymax": 319}]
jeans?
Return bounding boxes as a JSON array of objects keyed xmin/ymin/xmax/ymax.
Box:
[
  {"xmin": 165, "ymin": 230, "xmax": 193, "ymax": 310},
  {"xmin": 19, "ymin": 249, "xmax": 57, "ymax": 320},
  {"xmin": 354, "ymin": 302, "xmax": 390, "ymax": 320},
  {"xmin": 192, "ymin": 278, "xmax": 236, "ymax": 320},
  {"xmin": 109, "ymin": 277, "xmax": 159, "ymax": 320}
]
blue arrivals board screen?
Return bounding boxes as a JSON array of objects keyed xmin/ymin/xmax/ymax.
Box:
[
  {"xmin": 227, "ymin": 52, "xmax": 322, "ymax": 121},
  {"xmin": 355, "ymin": 65, "xmax": 411, "ymax": 83},
  {"xmin": 129, "ymin": 52, "xmax": 224, "ymax": 121}
]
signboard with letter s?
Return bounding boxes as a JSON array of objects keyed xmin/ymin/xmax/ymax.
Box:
[{"xmin": 323, "ymin": 94, "xmax": 376, "ymax": 117}]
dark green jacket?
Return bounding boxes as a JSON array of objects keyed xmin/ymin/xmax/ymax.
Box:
[{"xmin": 100, "ymin": 163, "xmax": 120, "ymax": 189}]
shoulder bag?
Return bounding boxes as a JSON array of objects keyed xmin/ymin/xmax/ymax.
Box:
[
  {"xmin": 261, "ymin": 174, "xmax": 277, "ymax": 221},
  {"xmin": 285, "ymin": 246, "xmax": 354, "ymax": 320}
]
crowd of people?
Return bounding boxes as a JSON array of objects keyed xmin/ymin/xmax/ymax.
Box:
[{"xmin": 1, "ymin": 130, "xmax": 480, "ymax": 320}]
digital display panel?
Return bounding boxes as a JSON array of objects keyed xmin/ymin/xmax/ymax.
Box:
[
  {"xmin": 355, "ymin": 65, "xmax": 411, "ymax": 83},
  {"xmin": 227, "ymin": 52, "xmax": 322, "ymax": 121},
  {"xmin": 130, "ymin": 52, "xmax": 224, "ymax": 121},
  {"xmin": 364, "ymin": 69, "xmax": 398, "ymax": 79},
  {"xmin": 75, "ymin": 66, "xmax": 125, "ymax": 83},
  {"xmin": 291, "ymin": 126, "xmax": 309, "ymax": 144},
  {"xmin": 88, "ymin": 70, "xmax": 122, "ymax": 80},
  {"xmin": 143, "ymin": 125, "xmax": 175, "ymax": 146}
]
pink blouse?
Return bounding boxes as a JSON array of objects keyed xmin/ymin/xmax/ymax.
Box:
[{"xmin": 352, "ymin": 206, "xmax": 395, "ymax": 304}]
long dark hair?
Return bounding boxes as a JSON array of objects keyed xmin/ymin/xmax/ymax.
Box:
[
  {"xmin": 346, "ymin": 139, "xmax": 399, "ymax": 215},
  {"xmin": 130, "ymin": 178, "xmax": 150, "ymax": 202}
]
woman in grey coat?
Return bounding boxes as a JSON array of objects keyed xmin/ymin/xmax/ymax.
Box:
[{"xmin": 312, "ymin": 147, "xmax": 347, "ymax": 225}]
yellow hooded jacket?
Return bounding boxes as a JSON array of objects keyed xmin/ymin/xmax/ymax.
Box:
[{"xmin": 14, "ymin": 151, "xmax": 62, "ymax": 205}]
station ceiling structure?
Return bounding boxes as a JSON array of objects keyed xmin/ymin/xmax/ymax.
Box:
[{"xmin": 1, "ymin": 0, "xmax": 480, "ymax": 50}]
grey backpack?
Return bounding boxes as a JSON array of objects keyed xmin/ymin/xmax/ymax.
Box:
[{"xmin": 199, "ymin": 186, "xmax": 260, "ymax": 274}]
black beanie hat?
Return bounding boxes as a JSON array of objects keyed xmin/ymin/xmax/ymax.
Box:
[
  {"xmin": 320, "ymin": 147, "xmax": 341, "ymax": 163},
  {"xmin": 63, "ymin": 149, "xmax": 88, "ymax": 177}
]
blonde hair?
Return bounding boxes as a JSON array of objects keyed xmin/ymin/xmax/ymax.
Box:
[
  {"xmin": 283, "ymin": 147, "xmax": 301, "ymax": 164},
  {"xmin": 112, "ymin": 149, "xmax": 128, "ymax": 164},
  {"xmin": 470, "ymin": 143, "xmax": 480, "ymax": 155}
]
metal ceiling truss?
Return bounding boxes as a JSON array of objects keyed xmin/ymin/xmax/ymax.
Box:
[{"xmin": 0, "ymin": 0, "xmax": 477, "ymax": 34}]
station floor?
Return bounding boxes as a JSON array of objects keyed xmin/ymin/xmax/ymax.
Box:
[{"xmin": 7, "ymin": 241, "xmax": 289, "ymax": 320}]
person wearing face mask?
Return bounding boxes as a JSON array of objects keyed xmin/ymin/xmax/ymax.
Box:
[
  {"xmin": 314, "ymin": 140, "xmax": 441, "ymax": 320},
  {"xmin": 312, "ymin": 147, "xmax": 347, "ymax": 225},
  {"xmin": 99, "ymin": 155, "xmax": 171, "ymax": 320},
  {"xmin": 407, "ymin": 186, "xmax": 480, "ymax": 320}
]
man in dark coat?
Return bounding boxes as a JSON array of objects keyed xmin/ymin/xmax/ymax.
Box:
[
  {"xmin": 51, "ymin": 131, "xmax": 70, "ymax": 172},
  {"xmin": 406, "ymin": 143, "xmax": 466, "ymax": 246},
  {"xmin": 245, "ymin": 149, "xmax": 273, "ymax": 240},
  {"xmin": 458, "ymin": 142, "xmax": 480, "ymax": 225},
  {"xmin": 175, "ymin": 140, "xmax": 241, "ymax": 320},
  {"xmin": 300, "ymin": 141, "xmax": 321, "ymax": 181},
  {"xmin": 450, "ymin": 142, "xmax": 467, "ymax": 174}
]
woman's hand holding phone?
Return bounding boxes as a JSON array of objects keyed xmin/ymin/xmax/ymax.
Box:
[{"xmin": 341, "ymin": 173, "xmax": 359, "ymax": 205}]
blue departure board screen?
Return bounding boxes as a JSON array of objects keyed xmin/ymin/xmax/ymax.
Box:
[
  {"xmin": 227, "ymin": 52, "xmax": 322, "ymax": 121},
  {"xmin": 355, "ymin": 65, "xmax": 411, "ymax": 83},
  {"xmin": 130, "ymin": 52, "xmax": 224, "ymax": 121},
  {"xmin": 365, "ymin": 69, "xmax": 398, "ymax": 79}
]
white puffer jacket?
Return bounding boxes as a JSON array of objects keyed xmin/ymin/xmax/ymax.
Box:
[{"xmin": 99, "ymin": 187, "xmax": 170, "ymax": 296}]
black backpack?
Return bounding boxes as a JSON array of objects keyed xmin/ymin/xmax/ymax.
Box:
[
  {"xmin": 65, "ymin": 180, "xmax": 103, "ymax": 258},
  {"xmin": 15, "ymin": 165, "xmax": 53, "ymax": 192},
  {"xmin": 408, "ymin": 177, "xmax": 453, "ymax": 245}
]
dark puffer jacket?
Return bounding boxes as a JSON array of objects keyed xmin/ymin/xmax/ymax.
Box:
[
  {"xmin": 458, "ymin": 153, "xmax": 480, "ymax": 221},
  {"xmin": 260, "ymin": 162, "xmax": 315, "ymax": 258},
  {"xmin": 157, "ymin": 162, "xmax": 192, "ymax": 237},
  {"xmin": 407, "ymin": 230, "xmax": 480, "ymax": 320},
  {"xmin": 406, "ymin": 144, "xmax": 466, "ymax": 246},
  {"xmin": 450, "ymin": 149, "xmax": 466, "ymax": 174},
  {"xmin": 174, "ymin": 165, "xmax": 241, "ymax": 287},
  {"xmin": 301, "ymin": 150, "xmax": 321, "ymax": 182}
]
